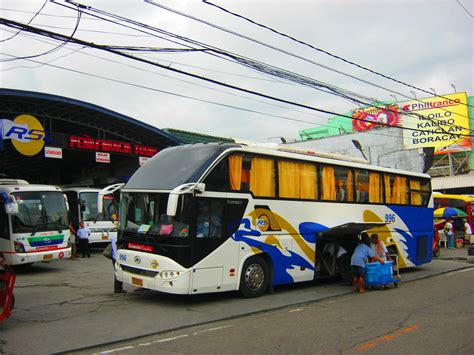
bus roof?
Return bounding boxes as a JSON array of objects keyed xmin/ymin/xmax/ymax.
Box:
[
  {"xmin": 62, "ymin": 187, "xmax": 101, "ymax": 193},
  {"xmin": 125, "ymin": 143, "xmax": 431, "ymax": 192},
  {"xmin": 0, "ymin": 184, "xmax": 64, "ymax": 194},
  {"xmin": 433, "ymin": 193, "xmax": 474, "ymax": 202}
]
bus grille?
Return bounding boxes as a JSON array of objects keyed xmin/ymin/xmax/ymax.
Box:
[{"xmin": 120, "ymin": 265, "xmax": 159, "ymax": 278}]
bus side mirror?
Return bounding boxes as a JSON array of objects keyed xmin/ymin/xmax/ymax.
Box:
[
  {"xmin": 166, "ymin": 183, "xmax": 206, "ymax": 217},
  {"xmin": 167, "ymin": 194, "xmax": 179, "ymax": 217},
  {"xmin": 1, "ymin": 194, "xmax": 18, "ymax": 215},
  {"xmin": 63, "ymin": 194, "xmax": 70, "ymax": 211}
]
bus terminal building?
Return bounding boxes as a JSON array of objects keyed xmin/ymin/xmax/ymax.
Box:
[{"xmin": 0, "ymin": 89, "xmax": 182, "ymax": 186}]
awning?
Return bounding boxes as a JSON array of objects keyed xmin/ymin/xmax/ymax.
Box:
[{"xmin": 318, "ymin": 222, "xmax": 388, "ymax": 239}]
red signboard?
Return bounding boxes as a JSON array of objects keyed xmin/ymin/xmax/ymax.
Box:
[
  {"xmin": 69, "ymin": 135, "xmax": 158, "ymax": 157},
  {"xmin": 352, "ymin": 104, "xmax": 401, "ymax": 132},
  {"xmin": 128, "ymin": 243, "xmax": 153, "ymax": 252}
]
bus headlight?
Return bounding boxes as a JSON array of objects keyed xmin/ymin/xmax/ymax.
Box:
[
  {"xmin": 159, "ymin": 271, "xmax": 181, "ymax": 279},
  {"xmin": 14, "ymin": 241, "xmax": 26, "ymax": 253}
]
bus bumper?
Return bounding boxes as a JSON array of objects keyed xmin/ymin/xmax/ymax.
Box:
[
  {"xmin": 88, "ymin": 232, "xmax": 115, "ymax": 244},
  {"xmin": 115, "ymin": 250, "xmax": 190, "ymax": 294},
  {"xmin": 9, "ymin": 247, "xmax": 71, "ymax": 265}
]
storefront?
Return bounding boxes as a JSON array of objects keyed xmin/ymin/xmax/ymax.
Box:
[{"xmin": 0, "ymin": 89, "xmax": 182, "ymax": 185}]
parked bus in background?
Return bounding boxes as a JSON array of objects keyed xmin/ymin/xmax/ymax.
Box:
[
  {"xmin": 116, "ymin": 143, "xmax": 433, "ymax": 298},
  {"xmin": 63, "ymin": 187, "xmax": 116, "ymax": 245},
  {"xmin": 433, "ymin": 193, "xmax": 474, "ymax": 239},
  {"xmin": 97, "ymin": 183, "xmax": 124, "ymax": 226},
  {"xmin": 0, "ymin": 179, "xmax": 71, "ymax": 265}
]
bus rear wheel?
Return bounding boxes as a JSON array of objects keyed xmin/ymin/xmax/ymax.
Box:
[{"xmin": 239, "ymin": 256, "xmax": 269, "ymax": 298}]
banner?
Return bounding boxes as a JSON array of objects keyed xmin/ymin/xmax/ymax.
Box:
[{"xmin": 401, "ymin": 92, "xmax": 470, "ymax": 154}]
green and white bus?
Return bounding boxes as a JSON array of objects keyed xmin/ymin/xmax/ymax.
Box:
[
  {"xmin": 0, "ymin": 180, "xmax": 71, "ymax": 265},
  {"xmin": 116, "ymin": 143, "xmax": 433, "ymax": 297}
]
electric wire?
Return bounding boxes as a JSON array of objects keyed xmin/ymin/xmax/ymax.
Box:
[
  {"xmin": 0, "ymin": 6, "xmax": 82, "ymax": 63},
  {"xmin": 201, "ymin": 0, "xmax": 474, "ymax": 108},
  {"xmin": 79, "ymin": 0, "xmax": 471, "ymax": 132},
  {"xmin": 1, "ymin": 18, "xmax": 471, "ymax": 139},
  {"xmin": 1, "ymin": 52, "xmax": 406, "ymax": 140},
  {"xmin": 0, "ymin": 0, "xmax": 47, "ymax": 43}
]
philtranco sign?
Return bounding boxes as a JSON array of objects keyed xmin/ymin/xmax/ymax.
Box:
[{"xmin": 0, "ymin": 115, "xmax": 50, "ymax": 156}]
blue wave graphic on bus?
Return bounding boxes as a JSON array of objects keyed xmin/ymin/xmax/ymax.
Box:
[
  {"xmin": 232, "ymin": 218, "xmax": 314, "ymax": 285},
  {"xmin": 298, "ymin": 222, "xmax": 328, "ymax": 243}
]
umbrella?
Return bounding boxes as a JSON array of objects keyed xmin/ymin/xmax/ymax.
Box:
[{"xmin": 434, "ymin": 207, "xmax": 467, "ymax": 218}]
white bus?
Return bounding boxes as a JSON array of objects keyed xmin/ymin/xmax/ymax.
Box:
[
  {"xmin": 116, "ymin": 143, "xmax": 433, "ymax": 297},
  {"xmin": 0, "ymin": 180, "xmax": 71, "ymax": 265},
  {"xmin": 63, "ymin": 187, "xmax": 117, "ymax": 245}
]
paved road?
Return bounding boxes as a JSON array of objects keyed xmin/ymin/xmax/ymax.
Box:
[
  {"xmin": 90, "ymin": 267, "xmax": 474, "ymax": 354},
  {"xmin": 0, "ymin": 250, "xmax": 472, "ymax": 354}
]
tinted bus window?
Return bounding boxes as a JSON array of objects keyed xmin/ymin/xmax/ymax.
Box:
[
  {"xmin": 355, "ymin": 170, "xmax": 369, "ymax": 203},
  {"xmin": 278, "ymin": 160, "xmax": 318, "ymax": 200},
  {"xmin": 250, "ymin": 156, "xmax": 275, "ymax": 198},
  {"xmin": 334, "ymin": 166, "xmax": 354, "ymax": 202}
]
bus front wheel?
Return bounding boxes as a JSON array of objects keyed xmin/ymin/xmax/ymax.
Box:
[{"xmin": 239, "ymin": 256, "xmax": 269, "ymax": 298}]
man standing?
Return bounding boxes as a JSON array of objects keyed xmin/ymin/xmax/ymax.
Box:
[
  {"xmin": 463, "ymin": 219, "xmax": 472, "ymax": 246},
  {"xmin": 111, "ymin": 233, "xmax": 125, "ymax": 293},
  {"xmin": 370, "ymin": 234, "xmax": 390, "ymax": 262},
  {"xmin": 444, "ymin": 219, "xmax": 455, "ymax": 250},
  {"xmin": 323, "ymin": 241, "xmax": 352, "ymax": 286},
  {"xmin": 77, "ymin": 221, "xmax": 91, "ymax": 258},
  {"xmin": 351, "ymin": 233, "xmax": 385, "ymax": 293}
]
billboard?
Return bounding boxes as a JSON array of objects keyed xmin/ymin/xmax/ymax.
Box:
[{"xmin": 401, "ymin": 92, "xmax": 470, "ymax": 154}]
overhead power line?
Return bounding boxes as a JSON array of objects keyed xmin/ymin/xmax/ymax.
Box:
[
  {"xmin": 1, "ymin": 52, "xmax": 406, "ymax": 141},
  {"xmin": 1, "ymin": 18, "xmax": 471, "ymax": 138},
  {"xmin": 144, "ymin": 0, "xmax": 473, "ymax": 130},
  {"xmin": 0, "ymin": 1, "xmax": 47, "ymax": 43},
  {"xmin": 201, "ymin": 0, "xmax": 474, "ymax": 108}
]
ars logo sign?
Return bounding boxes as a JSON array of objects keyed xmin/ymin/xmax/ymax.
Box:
[{"xmin": 0, "ymin": 115, "xmax": 51, "ymax": 156}]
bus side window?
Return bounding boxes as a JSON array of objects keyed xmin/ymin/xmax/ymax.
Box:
[
  {"xmin": 196, "ymin": 199, "xmax": 224, "ymax": 238},
  {"xmin": 355, "ymin": 170, "xmax": 369, "ymax": 203},
  {"xmin": 0, "ymin": 202, "xmax": 9, "ymax": 239}
]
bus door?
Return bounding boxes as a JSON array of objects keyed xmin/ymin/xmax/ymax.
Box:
[{"xmin": 191, "ymin": 196, "xmax": 248, "ymax": 292}]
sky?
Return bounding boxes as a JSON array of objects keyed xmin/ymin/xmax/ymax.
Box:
[{"xmin": 1, "ymin": 0, "xmax": 473, "ymax": 143}]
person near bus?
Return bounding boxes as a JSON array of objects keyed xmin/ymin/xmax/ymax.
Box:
[
  {"xmin": 351, "ymin": 233, "xmax": 385, "ymax": 293},
  {"xmin": 68, "ymin": 222, "xmax": 78, "ymax": 260},
  {"xmin": 322, "ymin": 241, "xmax": 352, "ymax": 286},
  {"xmin": 463, "ymin": 219, "xmax": 471, "ymax": 246},
  {"xmin": 444, "ymin": 219, "xmax": 455, "ymax": 249},
  {"xmin": 111, "ymin": 233, "xmax": 125, "ymax": 293},
  {"xmin": 370, "ymin": 234, "xmax": 390, "ymax": 262},
  {"xmin": 77, "ymin": 221, "xmax": 91, "ymax": 258},
  {"xmin": 196, "ymin": 203, "xmax": 221, "ymax": 238}
]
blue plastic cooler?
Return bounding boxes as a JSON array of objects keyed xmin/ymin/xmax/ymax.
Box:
[{"xmin": 365, "ymin": 261, "xmax": 399, "ymax": 287}]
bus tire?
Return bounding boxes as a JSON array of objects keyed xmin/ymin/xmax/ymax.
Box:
[{"xmin": 238, "ymin": 256, "xmax": 269, "ymax": 298}]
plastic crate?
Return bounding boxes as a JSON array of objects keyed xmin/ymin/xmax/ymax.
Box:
[{"xmin": 365, "ymin": 261, "xmax": 394, "ymax": 286}]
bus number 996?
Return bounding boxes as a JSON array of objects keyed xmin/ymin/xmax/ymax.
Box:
[{"xmin": 385, "ymin": 214, "xmax": 396, "ymax": 223}]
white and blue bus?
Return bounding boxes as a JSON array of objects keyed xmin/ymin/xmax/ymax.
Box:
[
  {"xmin": 0, "ymin": 180, "xmax": 71, "ymax": 265},
  {"xmin": 116, "ymin": 143, "xmax": 433, "ymax": 297}
]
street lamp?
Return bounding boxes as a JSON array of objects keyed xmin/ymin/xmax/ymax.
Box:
[
  {"xmin": 451, "ymin": 84, "xmax": 457, "ymax": 93},
  {"xmin": 351, "ymin": 140, "xmax": 368, "ymax": 161}
]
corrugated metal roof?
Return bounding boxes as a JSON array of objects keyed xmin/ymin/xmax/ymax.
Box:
[{"xmin": 431, "ymin": 174, "xmax": 474, "ymax": 190}]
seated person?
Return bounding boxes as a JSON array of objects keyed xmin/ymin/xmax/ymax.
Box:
[{"xmin": 197, "ymin": 203, "xmax": 221, "ymax": 238}]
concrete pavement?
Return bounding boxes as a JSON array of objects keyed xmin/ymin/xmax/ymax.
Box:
[{"xmin": 1, "ymin": 251, "xmax": 472, "ymax": 354}]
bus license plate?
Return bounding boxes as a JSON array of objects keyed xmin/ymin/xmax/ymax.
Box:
[
  {"xmin": 43, "ymin": 254, "xmax": 53, "ymax": 260},
  {"xmin": 102, "ymin": 234, "xmax": 109, "ymax": 240},
  {"xmin": 132, "ymin": 277, "xmax": 143, "ymax": 286}
]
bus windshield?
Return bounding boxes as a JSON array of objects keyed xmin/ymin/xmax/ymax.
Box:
[
  {"xmin": 119, "ymin": 192, "xmax": 190, "ymax": 238},
  {"xmin": 101, "ymin": 195, "xmax": 117, "ymax": 221},
  {"xmin": 12, "ymin": 191, "xmax": 68, "ymax": 234},
  {"xmin": 79, "ymin": 192, "xmax": 100, "ymax": 221}
]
